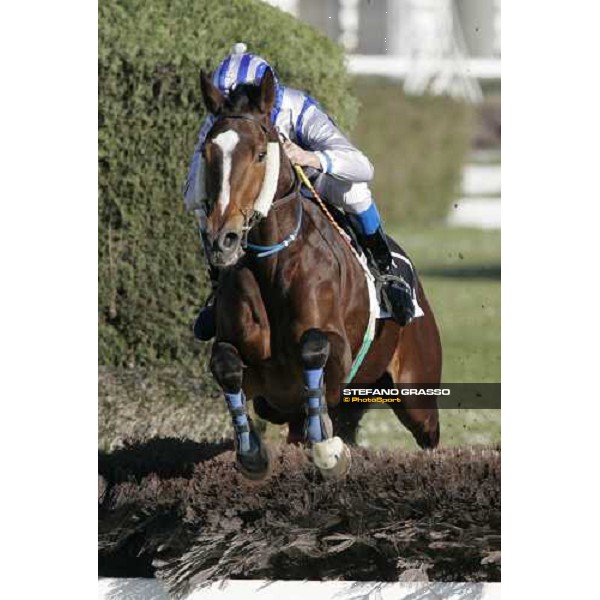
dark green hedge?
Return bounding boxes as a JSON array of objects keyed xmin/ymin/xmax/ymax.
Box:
[{"xmin": 98, "ymin": 0, "xmax": 358, "ymax": 368}]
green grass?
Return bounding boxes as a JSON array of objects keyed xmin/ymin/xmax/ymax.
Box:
[
  {"xmin": 357, "ymin": 225, "xmax": 501, "ymax": 450},
  {"xmin": 394, "ymin": 225, "xmax": 501, "ymax": 384}
]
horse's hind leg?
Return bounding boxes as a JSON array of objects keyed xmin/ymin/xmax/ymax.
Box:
[
  {"xmin": 385, "ymin": 289, "xmax": 442, "ymax": 449},
  {"xmin": 300, "ymin": 329, "xmax": 351, "ymax": 478},
  {"xmin": 380, "ymin": 371, "xmax": 440, "ymax": 449},
  {"xmin": 391, "ymin": 395, "xmax": 440, "ymax": 449},
  {"xmin": 329, "ymin": 403, "xmax": 368, "ymax": 445},
  {"xmin": 210, "ymin": 342, "xmax": 271, "ymax": 479}
]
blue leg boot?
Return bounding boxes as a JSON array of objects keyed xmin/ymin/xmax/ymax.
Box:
[
  {"xmin": 211, "ymin": 341, "xmax": 270, "ymax": 479},
  {"xmin": 300, "ymin": 329, "xmax": 351, "ymax": 478},
  {"xmin": 303, "ymin": 368, "xmax": 330, "ymax": 444},
  {"xmin": 225, "ymin": 391, "xmax": 271, "ymax": 480}
]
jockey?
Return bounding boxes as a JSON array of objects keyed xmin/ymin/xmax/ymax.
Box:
[{"xmin": 184, "ymin": 43, "xmax": 417, "ymax": 340}]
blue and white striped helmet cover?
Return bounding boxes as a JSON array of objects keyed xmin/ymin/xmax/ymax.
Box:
[{"xmin": 212, "ymin": 43, "xmax": 280, "ymax": 97}]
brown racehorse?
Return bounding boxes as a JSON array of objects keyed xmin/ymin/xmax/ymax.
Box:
[{"xmin": 197, "ymin": 68, "xmax": 442, "ymax": 480}]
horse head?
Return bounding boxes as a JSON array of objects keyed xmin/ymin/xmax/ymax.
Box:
[{"xmin": 198, "ymin": 68, "xmax": 293, "ymax": 268}]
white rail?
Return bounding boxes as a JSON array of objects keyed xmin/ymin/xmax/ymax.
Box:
[
  {"xmin": 98, "ymin": 578, "xmax": 502, "ymax": 599},
  {"xmin": 347, "ymin": 54, "xmax": 501, "ymax": 81}
]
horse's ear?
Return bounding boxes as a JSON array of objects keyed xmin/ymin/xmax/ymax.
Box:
[
  {"xmin": 258, "ymin": 68, "xmax": 276, "ymax": 115},
  {"xmin": 200, "ymin": 70, "xmax": 224, "ymax": 115}
]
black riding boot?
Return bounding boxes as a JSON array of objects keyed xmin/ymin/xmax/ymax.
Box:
[
  {"xmin": 193, "ymin": 266, "xmax": 219, "ymax": 341},
  {"xmin": 361, "ymin": 227, "xmax": 416, "ymax": 326}
]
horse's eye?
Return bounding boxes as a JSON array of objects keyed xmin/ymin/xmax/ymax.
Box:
[{"xmin": 257, "ymin": 151, "xmax": 266, "ymax": 163}]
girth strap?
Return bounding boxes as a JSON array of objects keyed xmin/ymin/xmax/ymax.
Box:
[{"xmin": 302, "ymin": 385, "xmax": 324, "ymax": 400}]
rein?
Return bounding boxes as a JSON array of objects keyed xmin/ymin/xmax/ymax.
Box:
[{"xmin": 244, "ymin": 191, "xmax": 303, "ymax": 258}]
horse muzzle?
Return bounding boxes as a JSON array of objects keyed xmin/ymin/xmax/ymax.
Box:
[{"xmin": 207, "ymin": 227, "xmax": 245, "ymax": 268}]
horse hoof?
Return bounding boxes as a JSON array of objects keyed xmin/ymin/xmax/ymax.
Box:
[
  {"xmin": 312, "ymin": 436, "xmax": 352, "ymax": 479},
  {"xmin": 236, "ymin": 440, "xmax": 272, "ymax": 481}
]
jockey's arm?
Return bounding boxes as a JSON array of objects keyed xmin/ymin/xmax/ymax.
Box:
[{"xmin": 295, "ymin": 101, "xmax": 374, "ymax": 183}]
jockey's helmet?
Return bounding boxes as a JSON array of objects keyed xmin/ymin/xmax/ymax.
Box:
[{"xmin": 212, "ymin": 43, "xmax": 280, "ymax": 97}]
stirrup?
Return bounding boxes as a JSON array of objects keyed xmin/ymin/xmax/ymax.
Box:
[
  {"xmin": 378, "ymin": 272, "xmax": 412, "ymax": 294},
  {"xmin": 378, "ymin": 279, "xmax": 415, "ymax": 326}
]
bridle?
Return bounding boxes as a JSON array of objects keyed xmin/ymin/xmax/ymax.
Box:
[{"xmin": 202, "ymin": 112, "xmax": 303, "ymax": 259}]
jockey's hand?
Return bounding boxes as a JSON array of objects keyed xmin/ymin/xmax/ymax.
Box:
[{"xmin": 282, "ymin": 140, "xmax": 321, "ymax": 170}]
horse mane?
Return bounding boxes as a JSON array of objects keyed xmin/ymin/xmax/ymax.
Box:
[{"xmin": 222, "ymin": 83, "xmax": 263, "ymax": 115}]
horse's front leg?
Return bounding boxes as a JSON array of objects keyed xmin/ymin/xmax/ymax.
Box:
[
  {"xmin": 210, "ymin": 342, "xmax": 271, "ymax": 480},
  {"xmin": 300, "ymin": 329, "xmax": 351, "ymax": 479}
]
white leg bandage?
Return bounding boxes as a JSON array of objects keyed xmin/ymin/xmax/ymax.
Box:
[{"xmin": 312, "ymin": 436, "xmax": 345, "ymax": 471}]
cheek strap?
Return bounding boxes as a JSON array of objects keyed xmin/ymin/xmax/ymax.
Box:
[{"xmin": 253, "ymin": 142, "xmax": 280, "ymax": 217}]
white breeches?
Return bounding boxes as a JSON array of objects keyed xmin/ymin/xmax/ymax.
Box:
[{"xmin": 312, "ymin": 175, "xmax": 373, "ymax": 215}]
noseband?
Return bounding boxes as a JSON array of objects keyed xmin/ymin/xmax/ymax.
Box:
[{"xmin": 205, "ymin": 112, "xmax": 302, "ymax": 259}]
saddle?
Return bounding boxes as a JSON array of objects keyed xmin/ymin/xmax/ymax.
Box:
[{"xmin": 299, "ymin": 185, "xmax": 419, "ymax": 319}]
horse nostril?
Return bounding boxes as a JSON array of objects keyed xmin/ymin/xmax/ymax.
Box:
[{"xmin": 219, "ymin": 231, "xmax": 240, "ymax": 252}]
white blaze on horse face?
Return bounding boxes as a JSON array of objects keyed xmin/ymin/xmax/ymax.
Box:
[{"xmin": 212, "ymin": 130, "xmax": 240, "ymax": 216}]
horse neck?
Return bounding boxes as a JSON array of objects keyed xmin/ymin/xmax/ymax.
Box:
[{"xmin": 275, "ymin": 141, "xmax": 295, "ymax": 200}]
